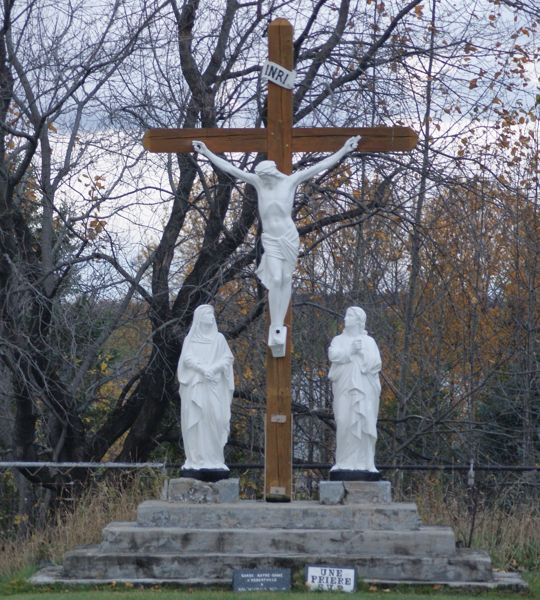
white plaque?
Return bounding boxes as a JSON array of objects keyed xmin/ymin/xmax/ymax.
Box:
[
  {"xmin": 262, "ymin": 60, "xmax": 296, "ymax": 89},
  {"xmin": 306, "ymin": 566, "xmax": 356, "ymax": 592}
]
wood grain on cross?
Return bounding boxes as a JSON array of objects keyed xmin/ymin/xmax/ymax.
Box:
[{"xmin": 143, "ymin": 18, "xmax": 417, "ymax": 502}]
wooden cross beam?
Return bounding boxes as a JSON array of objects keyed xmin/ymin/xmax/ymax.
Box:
[{"xmin": 143, "ymin": 18, "xmax": 417, "ymax": 502}]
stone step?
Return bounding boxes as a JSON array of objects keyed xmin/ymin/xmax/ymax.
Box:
[
  {"xmin": 101, "ymin": 523, "xmax": 456, "ymax": 556},
  {"xmin": 62, "ymin": 547, "xmax": 493, "ymax": 583},
  {"xmin": 137, "ymin": 500, "xmax": 421, "ymax": 531},
  {"xmin": 31, "ymin": 565, "xmax": 527, "ymax": 591}
]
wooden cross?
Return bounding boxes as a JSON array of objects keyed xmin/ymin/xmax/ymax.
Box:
[{"xmin": 143, "ymin": 18, "xmax": 417, "ymax": 502}]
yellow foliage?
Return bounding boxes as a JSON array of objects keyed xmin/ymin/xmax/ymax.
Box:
[{"xmin": 13, "ymin": 513, "xmax": 29, "ymax": 526}]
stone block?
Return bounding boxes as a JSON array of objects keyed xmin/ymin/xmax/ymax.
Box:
[
  {"xmin": 344, "ymin": 480, "xmax": 392, "ymax": 504},
  {"xmin": 319, "ymin": 481, "xmax": 346, "ymax": 505},
  {"xmin": 216, "ymin": 478, "xmax": 240, "ymax": 503},
  {"xmin": 162, "ymin": 478, "xmax": 239, "ymax": 504}
]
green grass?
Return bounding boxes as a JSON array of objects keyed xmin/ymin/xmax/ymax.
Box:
[
  {"xmin": 0, "ymin": 590, "xmax": 536, "ymax": 600},
  {"xmin": 0, "ymin": 572, "xmax": 537, "ymax": 600}
]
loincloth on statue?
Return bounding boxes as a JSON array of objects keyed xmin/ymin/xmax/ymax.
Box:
[{"xmin": 256, "ymin": 229, "xmax": 299, "ymax": 289}]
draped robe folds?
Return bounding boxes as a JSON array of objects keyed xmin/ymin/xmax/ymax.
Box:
[
  {"xmin": 328, "ymin": 331, "xmax": 382, "ymax": 472},
  {"xmin": 255, "ymin": 228, "xmax": 299, "ymax": 290},
  {"xmin": 177, "ymin": 329, "xmax": 234, "ymax": 471}
]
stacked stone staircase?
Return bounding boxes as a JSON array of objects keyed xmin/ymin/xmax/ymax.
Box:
[{"xmin": 31, "ymin": 478, "xmax": 526, "ymax": 589}]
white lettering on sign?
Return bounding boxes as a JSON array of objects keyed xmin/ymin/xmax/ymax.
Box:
[
  {"xmin": 262, "ymin": 60, "xmax": 296, "ymax": 89},
  {"xmin": 306, "ymin": 566, "xmax": 356, "ymax": 592}
]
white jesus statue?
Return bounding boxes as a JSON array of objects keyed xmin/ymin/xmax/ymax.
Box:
[
  {"xmin": 328, "ymin": 306, "xmax": 381, "ymax": 477},
  {"xmin": 193, "ymin": 136, "xmax": 360, "ymax": 357}
]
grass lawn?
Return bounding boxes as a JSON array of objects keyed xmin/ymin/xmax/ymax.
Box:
[{"xmin": 0, "ymin": 572, "xmax": 538, "ymax": 600}]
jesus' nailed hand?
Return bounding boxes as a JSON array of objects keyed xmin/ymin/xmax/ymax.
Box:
[{"xmin": 192, "ymin": 136, "xmax": 361, "ymax": 357}]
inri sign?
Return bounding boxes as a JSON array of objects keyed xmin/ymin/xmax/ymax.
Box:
[{"xmin": 262, "ymin": 60, "xmax": 296, "ymax": 89}]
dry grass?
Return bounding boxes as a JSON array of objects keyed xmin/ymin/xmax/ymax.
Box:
[
  {"xmin": 0, "ymin": 473, "xmax": 163, "ymax": 579},
  {"xmin": 411, "ymin": 473, "xmax": 540, "ymax": 571}
]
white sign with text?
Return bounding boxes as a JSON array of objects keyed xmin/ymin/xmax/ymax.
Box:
[
  {"xmin": 261, "ymin": 60, "xmax": 296, "ymax": 89},
  {"xmin": 306, "ymin": 566, "xmax": 356, "ymax": 592}
]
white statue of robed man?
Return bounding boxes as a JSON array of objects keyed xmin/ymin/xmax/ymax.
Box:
[
  {"xmin": 177, "ymin": 304, "xmax": 234, "ymax": 475},
  {"xmin": 192, "ymin": 136, "xmax": 361, "ymax": 357},
  {"xmin": 328, "ymin": 307, "xmax": 382, "ymax": 475}
]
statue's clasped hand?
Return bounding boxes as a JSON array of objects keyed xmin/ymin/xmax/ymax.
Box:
[
  {"xmin": 203, "ymin": 368, "xmax": 218, "ymax": 382},
  {"xmin": 352, "ymin": 339, "xmax": 363, "ymax": 354}
]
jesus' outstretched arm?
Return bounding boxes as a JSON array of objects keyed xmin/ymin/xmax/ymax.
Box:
[
  {"xmin": 193, "ymin": 141, "xmax": 258, "ymax": 186},
  {"xmin": 289, "ymin": 136, "xmax": 361, "ymax": 186}
]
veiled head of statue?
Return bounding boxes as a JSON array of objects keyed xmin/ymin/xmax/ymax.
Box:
[
  {"xmin": 189, "ymin": 304, "xmax": 217, "ymax": 342},
  {"xmin": 345, "ymin": 306, "xmax": 366, "ymax": 330}
]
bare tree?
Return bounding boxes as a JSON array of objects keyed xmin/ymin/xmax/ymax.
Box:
[{"xmin": 0, "ymin": 0, "xmax": 165, "ymax": 491}]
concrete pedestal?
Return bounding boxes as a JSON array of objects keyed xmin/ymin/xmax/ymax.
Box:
[
  {"xmin": 161, "ymin": 477, "xmax": 239, "ymax": 503},
  {"xmin": 30, "ymin": 478, "xmax": 527, "ymax": 590},
  {"xmin": 320, "ymin": 480, "xmax": 391, "ymax": 504}
]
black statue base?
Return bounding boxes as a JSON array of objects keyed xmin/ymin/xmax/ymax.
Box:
[
  {"xmin": 329, "ymin": 469, "xmax": 382, "ymax": 482},
  {"xmin": 180, "ymin": 468, "xmax": 230, "ymax": 482}
]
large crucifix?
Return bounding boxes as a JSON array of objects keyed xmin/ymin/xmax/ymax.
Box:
[{"xmin": 143, "ymin": 18, "xmax": 417, "ymax": 502}]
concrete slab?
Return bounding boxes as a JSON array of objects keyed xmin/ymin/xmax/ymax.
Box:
[
  {"xmin": 60, "ymin": 547, "xmax": 493, "ymax": 582},
  {"xmin": 100, "ymin": 523, "xmax": 456, "ymax": 556},
  {"xmin": 29, "ymin": 565, "xmax": 528, "ymax": 591},
  {"xmin": 137, "ymin": 500, "xmax": 421, "ymax": 530}
]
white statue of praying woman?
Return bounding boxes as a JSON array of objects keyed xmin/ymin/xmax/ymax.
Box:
[
  {"xmin": 177, "ymin": 305, "xmax": 234, "ymax": 475},
  {"xmin": 328, "ymin": 307, "xmax": 382, "ymax": 475},
  {"xmin": 192, "ymin": 136, "xmax": 360, "ymax": 357}
]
